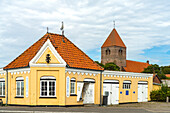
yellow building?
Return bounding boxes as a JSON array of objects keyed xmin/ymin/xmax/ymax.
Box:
[{"xmin": 0, "ymin": 32, "xmax": 153, "ymax": 106}]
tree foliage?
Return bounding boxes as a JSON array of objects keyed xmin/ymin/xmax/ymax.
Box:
[
  {"xmin": 163, "ymin": 67, "xmax": 170, "ymax": 74},
  {"xmin": 142, "ymin": 64, "xmax": 160, "ymax": 73},
  {"xmin": 104, "ymin": 62, "xmax": 120, "ymax": 71},
  {"xmin": 150, "ymin": 84, "xmax": 170, "ymax": 101},
  {"xmin": 95, "ymin": 61, "xmax": 120, "ymax": 71},
  {"xmin": 95, "ymin": 61, "xmax": 104, "ymax": 68},
  {"xmin": 142, "ymin": 64, "xmax": 167, "ymax": 79}
]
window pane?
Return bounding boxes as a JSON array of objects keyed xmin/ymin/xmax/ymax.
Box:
[
  {"xmin": 0, "ymin": 82, "xmax": 2, "ymax": 95},
  {"xmin": 21, "ymin": 81, "xmax": 24, "ymax": 96},
  {"xmin": 41, "ymin": 81, "xmax": 47, "ymax": 96},
  {"xmin": 70, "ymin": 82, "xmax": 75, "ymax": 94},
  {"xmin": 49, "ymin": 81, "xmax": 55, "ymax": 96},
  {"xmin": 3, "ymin": 82, "xmax": 5, "ymax": 96},
  {"xmin": 17, "ymin": 81, "xmax": 20, "ymax": 96}
]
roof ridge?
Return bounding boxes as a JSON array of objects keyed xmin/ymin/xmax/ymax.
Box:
[
  {"xmin": 126, "ymin": 60, "xmax": 148, "ymax": 64},
  {"xmin": 4, "ymin": 33, "xmax": 104, "ymax": 71}
]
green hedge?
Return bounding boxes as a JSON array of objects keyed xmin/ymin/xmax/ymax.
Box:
[{"xmin": 150, "ymin": 84, "xmax": 170, "ymax": 101}]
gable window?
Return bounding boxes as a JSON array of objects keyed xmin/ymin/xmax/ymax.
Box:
[
  {"xmin": 70, "ymin": 78, "xmax": 76, "ymax": 95},
  {"xmin": 0, "ymin": 78, "xmax": 5, "ymax": 97},
  {"xmin": 123, "ymin": 80, "xmax": 131, "ymax": 89},
  {"xmin": 16, "ymin": 77, "xmax": 24, "ymax": 97},
  {"xmin": 40, "ymin": 76, "xmax": 56, "ymax": 97}
]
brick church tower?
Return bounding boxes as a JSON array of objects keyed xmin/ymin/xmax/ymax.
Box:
[{"xmin": 101, "ymin": 28, "xmax": 126, "ymax": 69}]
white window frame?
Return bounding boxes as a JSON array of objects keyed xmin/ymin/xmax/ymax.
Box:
[
  {"xmin": 0, "ymin": 78, "xmax": 5, "ymax": 97},
  {"xmin": 40, "ymin": 76, "xmax": 56, "ymax": 97},
  {"xmin": 70, "ymin": 78, "xmax": 76, "ymax": 95},
  {"xmin": 16, "ymin": 77, "xmax": 24, "ymax": 97},
  {"xmin": 123, "ymin": 80, "xmax": 131, "ymax": 89}
]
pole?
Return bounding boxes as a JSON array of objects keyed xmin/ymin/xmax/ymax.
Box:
[
  {"xmin": 100, "ymin": 70, "xmax": 103, "ymax": 106},
  {"xmin": 6, "ymin": 69, "xmax": 8, "ymax": 106}
]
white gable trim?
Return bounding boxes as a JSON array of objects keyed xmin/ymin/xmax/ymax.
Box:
[{"xmin": 29, "ymin": 39, "xmax": 66, "ymax": 67}]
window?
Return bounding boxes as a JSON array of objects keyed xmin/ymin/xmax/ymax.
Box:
[
  {"xmin": 123, "ymin": 80, "xmax": 131, "ymax": 89},
  {"xmin": 40, "ymin": 76, "xmax": 56, "ymax": 97},
  {"xmin": 16, "ymin": 77, "xmax": 24, "ymax": 97},
  {"xmin": 0, "ymin": 78, "xmax": 5, "ymax": 97},
  {"xmin": 106, "ymin": 48, "xmax": 111, "ymax": 55},
  {"xmin": 70, "ymin": 78, "xmax": 76, "ymax": 95},
  {"xmin": 119, "ymin": 48, "xmax": 123, "ymax": 56}
]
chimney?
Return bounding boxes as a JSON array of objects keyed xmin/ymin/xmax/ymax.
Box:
[{"xmin": 146, "ymin": 60, "xmax": 149, "ymax": 64}]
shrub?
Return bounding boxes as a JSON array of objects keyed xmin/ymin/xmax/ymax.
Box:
[{"xmin": 150, "ymin": 84, "xmax": 170, "ymax": 101}]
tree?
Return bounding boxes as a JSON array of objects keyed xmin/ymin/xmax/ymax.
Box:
[
  {"xmin": 95, "ymin": 61, "xmax": 104, "ymax": 68},
  {"xmin": 142, "ymin": 64, "xmax": 166, "ymax": 79},
  {"xmin": 95, "ymin": 61, "xmax": 120, "ymax": 71},
  {"xmin": 142, "ymin": 64, "xmax": 160, "ymax": 73},
  {"xmin": 163, "ymin": 67, "xmax": 170, "ymax": 74},
  {"xmin": 104, "ymin": 62, "xmax": 120, "ymax": 71}
]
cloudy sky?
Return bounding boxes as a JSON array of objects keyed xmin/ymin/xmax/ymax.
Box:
[{"xmin": 0, "ymin": 0, "xmax": 170, "ymax": 67}]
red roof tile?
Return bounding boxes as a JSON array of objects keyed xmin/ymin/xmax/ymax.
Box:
[
  {"xmin": 123, "ymin": 60, "xmax": 150, "ymax": 73},
  {"xmin": 101, "ymin": 28, "xmax": 126, "ymax": 48},
  {"xmin": 4, "ymin": 33, "xmax": 103, "ymax": 71},
  {"xmin": 165, "ymin": 74, "xmax": 170, "ymax": 78},
  {"xmin": 153, "ymin": 74, "xmax": 162, "ymax": 84}
]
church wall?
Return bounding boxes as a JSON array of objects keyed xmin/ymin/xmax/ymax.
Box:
[{"xmin": 101, "ymin": 46, "xmax": 126, "ymax": 68}]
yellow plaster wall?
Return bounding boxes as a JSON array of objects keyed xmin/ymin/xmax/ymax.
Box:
[
  {"xmin": 36, "ymin": 47, "xmax": 60, "ymax": 64},
  {"xmin": 30, "ymin": 67, "xmax": 66, "ymax": 106},
  {"xmin": 153, "ymin": 84, "xmax": 161, "ymax": 91},
  {"xmin": 65, "ymin": 72, "xmax": 101, "ymax": 105},
  {"xmin": 0, "ymin": 74, "xmax": 6, "ymax": 104},
  {"xmin": 102, "ymin": 75, "xmax": 152, "ymax": 103},
  {"xmin": 8, "ymin": 71, "xmax": 30, "ymax": 105}
]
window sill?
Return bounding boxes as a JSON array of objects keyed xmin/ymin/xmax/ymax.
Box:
[
  {"xmin": 0, "ymin": 96, "xmax": 5, "ymax": 98},
  {"xmin": 15, "ymin": 96, "xmax": 24, "ymax": 98},
  {"xmin": 70, "ymin": 94, "xmax": 77, "ymax": 96},
  {"xmin": 39, "ymin": 97, "xmax": 57, "ymax": 99}
]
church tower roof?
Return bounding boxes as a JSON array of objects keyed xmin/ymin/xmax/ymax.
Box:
[{"xmin": 101, "ymin": 28, "xmax": 126, "ymax": 48}]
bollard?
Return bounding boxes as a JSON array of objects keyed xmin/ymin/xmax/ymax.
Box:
[{"xmin": 166, "ymin": 97, "xmax": 169, "ymax": 103}]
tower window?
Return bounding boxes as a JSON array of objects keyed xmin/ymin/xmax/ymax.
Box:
[
  {"xmin": 119, "ymin": 48, "xmax": 123, "ymax": 56},
  {"xmin": 106, "ymin": 48, "xmax": 110, "ymax": 55}
]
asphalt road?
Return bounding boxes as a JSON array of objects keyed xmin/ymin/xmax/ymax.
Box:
[{"xmin": 0, "ymin": 102, "xmax": 169, "ymax": 113}]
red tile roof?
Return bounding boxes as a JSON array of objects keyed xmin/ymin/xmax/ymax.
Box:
[
  {"xmin": 165, "ymin": 74, "xmax": 170, "ymax": 78},
  {"xmin": 123, "ymin": 60, "xmax": 150, "ymax": 73},
  {"xmin": 153, "ymin": 74, "xmax": 162, "ymax": 84},
  {"xmin": 101, "ymin": 28, "xmax": 126, "ymax": 48},
  {"xmin": 4, "ymin": 33, "xmax": 104, "ymax": 71}
]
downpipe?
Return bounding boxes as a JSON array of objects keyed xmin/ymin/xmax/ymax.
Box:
[{"xmin": 6, "ymin": 69, "xmax": 8, "ymax": 106}]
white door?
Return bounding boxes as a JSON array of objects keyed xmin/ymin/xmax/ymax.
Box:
[
  {"xmin": 103, "ymin": 83, "xmax": 111, "ymax": 105},
  {"xmin": 138, "ymin": 81, "xmax": 148, "ymax": 102},
  {"xmin": 103, "ymin": 80, "xmax": 119, "ymax": 105},
  {"xmin": 83, "ymin": 83, "xmax": 95, "ymax": 104},
  {"xmin": 83, "ymin": 83, "xmax": 89, "ymax": 104},
  {"xmin": 143, "ymin": 85, "xmax": 148, "ymax": 102},
  {"xmin": 88, "ymin": 83, "xmax": 95, "ymax": 103},
  {"xmin": 138, "ymin": 84, "xmax": 143, "ymax": 102},
  {"xmin": 77, "ymin": 82, "xmax": 84, "ymax": 101},
  {"xmin": 111, "ymin": 84, "xmax": 119, "ymax": 104}
]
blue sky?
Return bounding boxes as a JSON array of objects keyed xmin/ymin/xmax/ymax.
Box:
[{"xmin": 0, "ymin": 0, "xmax": 170, "ymax": 67}]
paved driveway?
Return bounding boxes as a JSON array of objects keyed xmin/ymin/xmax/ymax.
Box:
[{"xmin": 0, "ymin": 102, "xmax": 169, "ymax": 113}]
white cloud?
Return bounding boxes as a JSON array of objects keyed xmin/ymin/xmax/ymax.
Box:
[{"xmin": 0, "ymin": 0, "xmax": 170, "ymax": 67}]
